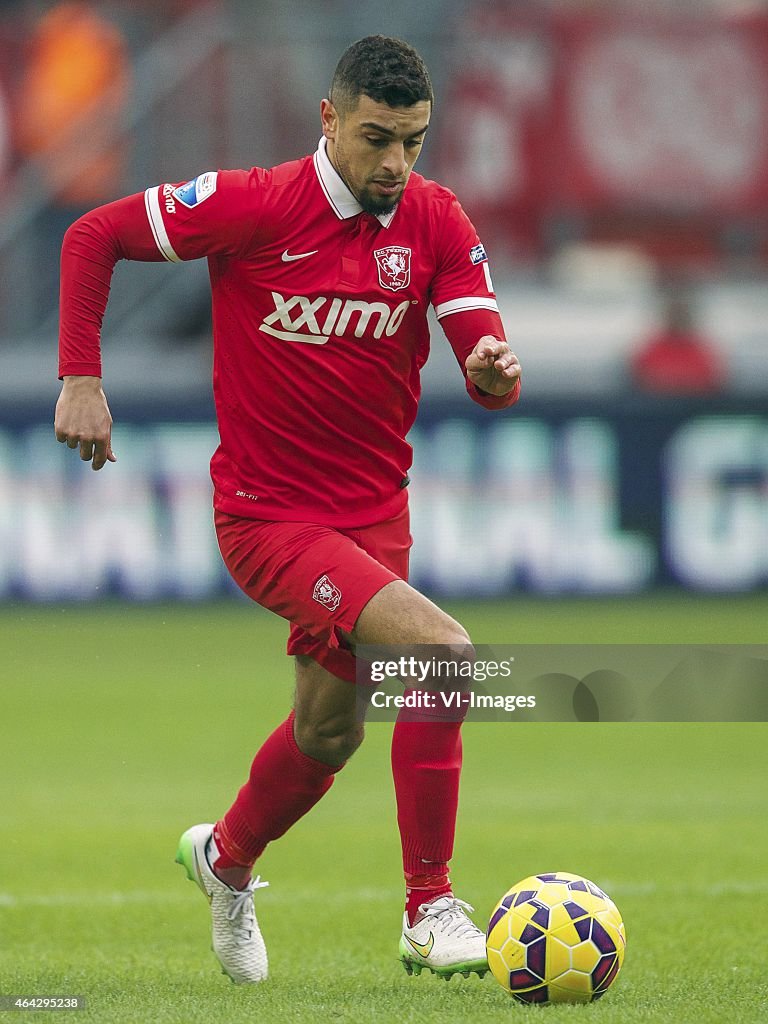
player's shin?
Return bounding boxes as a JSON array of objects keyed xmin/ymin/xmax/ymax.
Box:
[
  {"xmin": 213, "ymin": 709, "xmax": 343, "ymax": 881},
  {"xmin": 391, "ymin": 691, "xmax": 465, "ymax": 924},
  {"xmin": 392, "ymin": 691, "xmax": 487, "ymax": 978}
]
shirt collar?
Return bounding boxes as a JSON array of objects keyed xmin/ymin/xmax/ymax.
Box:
[{"xmin": 313, "ymin": 137, "xmax": 397, "ymax": 229}]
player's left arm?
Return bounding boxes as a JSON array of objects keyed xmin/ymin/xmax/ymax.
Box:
[
  {"xmin": 442, "ymin": 312, "xmax": 521, "ymax": 405},
  {"xmin": 430, "ymin": 195, "xmax": 521, "ymax": 410},
  {"xmin": 465, "ymin": 335, "xmax": 521, "ymax": 396}
]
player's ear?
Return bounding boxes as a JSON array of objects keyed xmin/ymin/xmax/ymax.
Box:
[{"xmin": 321, "ymin": 99, "xmax": 339, "ymax": 140}]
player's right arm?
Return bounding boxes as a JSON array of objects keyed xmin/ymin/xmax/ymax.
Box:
[
  {"xmin": 55, "ymin": 171, "xmax": 259, "ymax": 469},
  {"xmin": 55, "ymin": 375, "xmax": 116, "ymax": 470}
]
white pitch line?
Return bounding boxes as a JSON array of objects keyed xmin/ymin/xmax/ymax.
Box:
[
  {"xmin": 0, "ymin": 887, "xmax": 399, "ymax": 909},
  {"xmin": 0, "ymin": 891, "xmax": 188, "ymax": 908},
  {"xmin": 601, "ymin": 880, "xmax": 768, "ymax": 897},
  {"xmin": 2, "ymin": 881, "xmax": 768, "ymax": 908}
]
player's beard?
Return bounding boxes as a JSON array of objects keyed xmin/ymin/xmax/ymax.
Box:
[
  {"xmin": 332, "ymin": 149, "xmax": 404, "ymax": 215},
  {"xmin": 356, "ymin": 181, "xmax": 405, "ymax": 216}
]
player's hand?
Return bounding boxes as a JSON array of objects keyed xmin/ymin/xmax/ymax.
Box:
[
  {"xmin": 465, "ymin": 336, "xmax": 521, "ymax": 396},
  {"xmin": 54, "ymin": 375, "xmax": 117, "ymax": 471}
]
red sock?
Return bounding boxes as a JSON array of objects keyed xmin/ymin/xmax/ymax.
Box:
[
  {"xmin": 405, "ymin": 873, "xmax": 453, "ymax": 927},
  {"xmin": 391, "ymin": 693, "xmax": 464, "ymax": 927},
  {"xmin": 213, "ymin": 710, "xmax": 342, "ymax": 870}
]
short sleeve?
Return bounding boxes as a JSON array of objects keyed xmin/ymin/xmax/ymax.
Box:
[
  {"xmin": 142, "ymin": 168, "xmax": 262, "ymax": 263},
  {"xmin": 429, "ymin": 195, "xmax": 499, "ymax": 322}
]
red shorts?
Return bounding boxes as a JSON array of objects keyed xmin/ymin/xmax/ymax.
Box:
[{"xmin": 214, "ymin": 506, "xmax": 412, "ymax": 683}]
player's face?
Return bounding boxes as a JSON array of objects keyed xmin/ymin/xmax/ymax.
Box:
[{"xmin": 321, "ymin": 94, "xmax": 431, "ymax": 216}]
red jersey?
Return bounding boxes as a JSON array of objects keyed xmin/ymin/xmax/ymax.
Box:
[{"xmin": 59, "ymin": 139, "xmax": 519, "ymax": 526}]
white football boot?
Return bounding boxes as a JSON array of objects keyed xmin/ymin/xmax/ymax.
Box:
[
  {"xmin": 399, "ymin": 895, "xmax": 489, "ymax": 980},
  {"xmin": 175, "ymin": 823, "xmax": 269, "ymax": 984}
]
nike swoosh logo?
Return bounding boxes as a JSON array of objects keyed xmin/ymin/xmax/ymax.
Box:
[
  {"xmin": 282, "ymin": 248, "xmax": 318, "ymax": 262},
  {"xmin": 405, "ymin": 932, "xmax": 435, "ymax": 958}
]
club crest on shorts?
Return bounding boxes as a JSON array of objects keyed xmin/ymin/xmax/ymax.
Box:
[
  {"xmin": 374, "ymin": 246, "xmax": 411, "ymax": 291},
  {"xmin": 313, "ymin": 574, "xmax": 342, "ymax": 611}
]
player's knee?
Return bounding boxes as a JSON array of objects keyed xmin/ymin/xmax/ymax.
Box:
[
  {"xmin": 438, "ymin": 623, "xmax": 475, "ymax": 667},
  {"xmin": 294, "ymin": 716, "xmax": 365, "ymax": 766}
]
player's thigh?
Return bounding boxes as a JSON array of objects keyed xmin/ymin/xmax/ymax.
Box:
[
  {"xmin": 293, "ymin": 655, "xmax": 364, "ymax": 763},
  {"xmin": 349, "ymin": 578, "xmax": 471, "ymax": 650},
  {"xmin": 216, "ymin": 511, "xmax": 401, "ymax": 644}
]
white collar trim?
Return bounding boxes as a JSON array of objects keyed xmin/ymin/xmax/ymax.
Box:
[{"xmin": 313, "ymin": 137, "xmax": 397, "ymax": 229}]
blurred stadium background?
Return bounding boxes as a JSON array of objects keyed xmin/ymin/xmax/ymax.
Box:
[
  {"xmin": 2, "ymin": 7, "xmax": 767, "ymax": 1020},
  {"xmin": 0, "ymin": 0, "xmax": 767, "ymax": 604}
]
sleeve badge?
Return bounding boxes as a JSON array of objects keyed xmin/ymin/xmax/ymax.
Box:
[
  {"xmin": 173, "ymin": 171, "xmax": 218, "ymax": 209},
  {"xmin": 469, "ymin": 243, "xmax": 488, "ymax": 265}
]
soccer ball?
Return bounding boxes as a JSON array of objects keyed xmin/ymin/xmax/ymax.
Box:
[{"xmin": 486, "ymin": 871, "xmax": 626, "ymax": 1004}]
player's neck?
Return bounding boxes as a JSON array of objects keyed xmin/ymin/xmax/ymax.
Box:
[{"xmin": 325, "ymin": 140, "xmax": 354, "ymax": 197}]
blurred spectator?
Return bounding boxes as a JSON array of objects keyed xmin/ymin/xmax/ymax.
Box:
[
  {"xmin": 16, "ymin": 0, "xmax": 130, "ymax": 204},
  {"xmin": 0, "ymin": 12, "xmax": 17, "ymax": 192},
  {"xmin": 631, "ymin": 291, "xmax": 725, "ymax": 396},
  {"xmin": 15, "ymin": 0, "xmax": 131, "ymax": 317},
  {"xmin": 0, "ymin": 76, "xmax": 9, "ymax": 188}
]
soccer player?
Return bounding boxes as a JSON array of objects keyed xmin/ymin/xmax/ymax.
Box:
[{"xmin": 55, "ymin": 36, "xmax": 521, "ymax": 984}]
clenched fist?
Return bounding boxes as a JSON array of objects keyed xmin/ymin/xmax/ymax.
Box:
[
  {"xmin": 465, "ymin": 336, "xmax": 521, "ymax": 396},
  {"xmin": 54, "ymin": 375, "xmax": 116, "ymax": 471}
]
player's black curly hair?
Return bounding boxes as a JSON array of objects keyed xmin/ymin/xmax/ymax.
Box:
[{"xmin": 329, "ymin": 36, "xmax": 434, "ymax": 114}]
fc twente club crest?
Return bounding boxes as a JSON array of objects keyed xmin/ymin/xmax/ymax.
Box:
[
  {"xmin": 374, "ymin": 246, "xmax": 411, "ymax": 291},
  {"xmin": 313, "ymin": 574, "xmax": 342, "ymax": 611}
]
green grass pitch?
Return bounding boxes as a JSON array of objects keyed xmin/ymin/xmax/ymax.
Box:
[{"xmin": 1, "ymin": 595, "xmax": 767, "ymax": 1023}]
